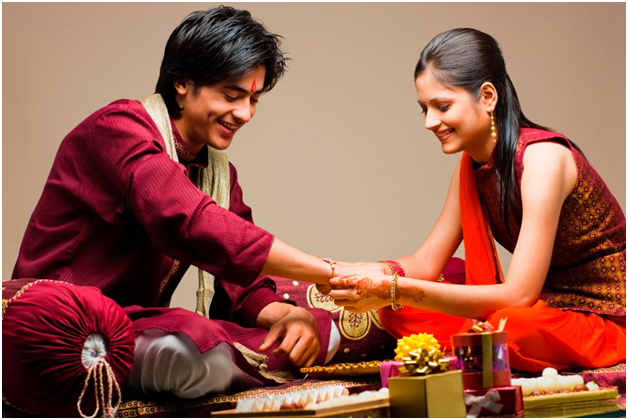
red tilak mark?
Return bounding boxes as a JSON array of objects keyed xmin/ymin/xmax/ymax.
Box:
[{"xmin": 251, "ymin": 79, "xmax": 257, "ymax": 92}]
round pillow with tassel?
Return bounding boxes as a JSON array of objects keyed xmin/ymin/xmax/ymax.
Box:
[{"xmin": 2, "ymin": 279, "xmax": 135, "ymax": 417}]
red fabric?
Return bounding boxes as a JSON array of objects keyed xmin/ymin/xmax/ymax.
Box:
[
  {"xmin": 9, "ymin": 99, "xmax": 321, "ymax": 393},
  {"xmin": 378, "ymin": 258, "xmax": 470, "ymax": 350},
  {"xmin": 2, "ymin": 280, "xmax": 135, "ymax": 417},
  {"xmin": 459, "ymin": 152, "xmax": 504, "ymax": 285},
  {"xmin": 10, "ymin": 99, "xmax": 301, "ymax": 354},
  {"xmin": 463, "ymin": 386, "xmax": 523, "ymax": 417},
  {"xmin": 379, "ymin": 304, "xmax": 468, "ymax": 350},
  {"xmin": 476, "ymin": 128, "xmax": 625, "ymax": 316},
  {"xmin": 381, "ymin": 298, "xmax": 625, "ymax": 373},
  {"xmin": 12, "ymin": 99, "xmax": 274, "ymax": 309},
  {"xmin": 488, "ymin": 300, "xmax": 626, "ymax": 372},
  {"xmin": 124, "ymin": 305, "xmax": 331, "ymax": 374},
  {"xmin": 274, "ymin": 280, "xmax": 396, "ymax": 364}
]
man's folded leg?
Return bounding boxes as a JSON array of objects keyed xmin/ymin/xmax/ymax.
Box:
[{"xmin": 126, "ymin": 307, "xmax": 339, "ymax": 397}]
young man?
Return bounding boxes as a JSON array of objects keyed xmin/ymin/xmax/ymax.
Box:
[{"xmin": 12, "ymin": 6, "xmax": 361, "ymax": 397}]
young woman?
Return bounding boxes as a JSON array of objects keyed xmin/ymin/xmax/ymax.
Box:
[{"xmin": 327, "ymin": 28, "xmax": 625, "ymax": 372}]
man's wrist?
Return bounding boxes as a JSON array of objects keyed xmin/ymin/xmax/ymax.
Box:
[{"xmin": 255, "ymin": 301, "xmax": 294, "ymax": 328}]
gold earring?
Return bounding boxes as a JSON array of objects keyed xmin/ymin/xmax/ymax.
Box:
[{"xmin": 490, "ymin": 111, "xmax": 497, "ymax": 143}]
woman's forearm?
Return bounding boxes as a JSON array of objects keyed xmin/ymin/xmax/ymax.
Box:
[{"xmin": 394, "ymin": 277, "xmax": 523, "ymax": 319}]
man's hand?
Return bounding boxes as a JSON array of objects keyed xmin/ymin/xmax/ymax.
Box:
[{"xmin": 256, "ymin": 302, "xmax": 321, "ymax": 367}]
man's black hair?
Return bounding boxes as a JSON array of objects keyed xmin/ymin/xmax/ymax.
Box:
[{"xmin": 156, "ymin": 6, "xmax": 287, "ymax": 118}]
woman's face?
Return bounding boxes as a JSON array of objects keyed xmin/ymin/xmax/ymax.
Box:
[{"xmin": 415, "ymin": 69, "xmax": 494, "ymax": 162}]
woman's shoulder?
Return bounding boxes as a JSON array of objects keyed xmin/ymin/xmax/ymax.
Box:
[
  {"xmin": 519, "ymin": 127, "xmax": 569, "ymax": 145},
  {"xmin": 514, "ymin": 128, "xmax": 578, "ymax": 185},
  {"xmin": 516, "ymin": 127, "xmax": 575, "ymax": 161}
]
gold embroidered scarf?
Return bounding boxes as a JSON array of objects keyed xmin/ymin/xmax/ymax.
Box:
[{"xmin": 141, "ymin": 94, "xmax": 230, "ymax": 318}]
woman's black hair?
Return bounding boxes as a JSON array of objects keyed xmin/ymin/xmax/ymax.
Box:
[
  {"xmin": 414, "ymin": 28, "xmax": 582, "ymax": 229},
  {"xmin": 156, "ymin": 6, "xmax": 287, "ymax": 118}
]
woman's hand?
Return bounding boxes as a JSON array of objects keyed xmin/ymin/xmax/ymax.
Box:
[
  {"xmin": 316, "ymin": 262, "xmax": 387, "ymax": 295},
  {"xmin": 327, "ymin": 273, "xmax": 392, "ymax": 312}
]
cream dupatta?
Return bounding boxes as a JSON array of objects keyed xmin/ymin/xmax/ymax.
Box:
[{"xmin": 141, "ymin": 94, "xmax": 230, "ymax": 317}]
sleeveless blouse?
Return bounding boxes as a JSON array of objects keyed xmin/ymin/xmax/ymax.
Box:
[{"xmin": 475, "ymin": 128, "xmax": 626, "ymax": 317}]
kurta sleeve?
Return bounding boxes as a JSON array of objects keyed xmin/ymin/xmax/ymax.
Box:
[
  {"xmin": 78, "ymin": 101, "xmax": 274, "ymax": 287},
  {"xmin": 213, "ymin": 163, "xmax": 293, "ymax": 327}
]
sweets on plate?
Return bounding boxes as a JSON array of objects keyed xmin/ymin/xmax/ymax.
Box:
[
  {"xmin": 234, "ymin": 385, "xmax": 350, "ymax": 413},
  {"xmin": 511, "ymin": 367, "xmax": 597, "ymax": 396},
  {"xmin": 304, "ymin": 387, "xmax": 389, "ymax": 410}
]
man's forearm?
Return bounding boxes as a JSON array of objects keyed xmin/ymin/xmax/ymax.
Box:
[{"xmin": 260, "ymin": 238, "xmax": 332, "ymax": 285}]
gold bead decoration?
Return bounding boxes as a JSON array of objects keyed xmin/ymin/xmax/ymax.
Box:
[{"xmin": 490, "ymin": 111, "xmax": 497, "ymax": 142}]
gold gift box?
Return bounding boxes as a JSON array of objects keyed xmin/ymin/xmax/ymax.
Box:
[{"xmin": 388, "ymin": 370, "xmax": 467, "ymax": 418}]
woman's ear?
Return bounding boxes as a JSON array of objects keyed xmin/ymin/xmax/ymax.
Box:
[{"xmin": 480, "ymin": 82, "xmax": 498, "ymax": 112}]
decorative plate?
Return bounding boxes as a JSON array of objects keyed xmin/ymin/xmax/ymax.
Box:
[{"xmin": 300, "ymin": 361, "xmax": 385, "ymax": 379}]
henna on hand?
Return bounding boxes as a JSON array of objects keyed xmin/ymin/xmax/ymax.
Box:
[
  {"xmin": 398, "ymin": 283, "xmax": 426, "ymax": 304},
  {"xmin": 355, "ymin": 277, "xmax": 390, "ymax": 300},
  {"xmin": 330, "ymin": 276, "xmax": 391, "ymax": 300}
]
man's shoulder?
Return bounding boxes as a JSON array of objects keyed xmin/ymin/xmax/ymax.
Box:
[
  {"xmin": 87, "ymin": 99, "xmax": 145, "ymax": 123},
  {"xmin": 78, "ymin": 98, "xmax": 159, "ymax": 139},
  {"xmin": 64, "ymin": 98, "xmax": 161, "ymax": 151}
]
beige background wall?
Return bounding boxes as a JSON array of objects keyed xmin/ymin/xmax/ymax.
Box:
[{"xmin": 3, "ymin": 3, "xmax": 625, "ymax": 311}]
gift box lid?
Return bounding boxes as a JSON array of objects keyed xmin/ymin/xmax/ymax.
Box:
[{"xmin": 452, "ymin": 331, "xmax": 508, "ymax": 346}]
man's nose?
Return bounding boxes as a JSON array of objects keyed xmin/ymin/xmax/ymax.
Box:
[{"xmin": 232, "ymin": 102, "xmax": 253, "ymax": 123}]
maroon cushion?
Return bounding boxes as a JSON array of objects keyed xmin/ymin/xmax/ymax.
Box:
[
  {"xmin": 275, "ymin": 279, "xmax": 397, "ymax": 364},
  {"xmin": 2, "ymin": 279, "xmax": 135, "ymax": 417}
]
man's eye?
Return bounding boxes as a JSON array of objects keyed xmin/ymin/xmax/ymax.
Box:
[{"xmin": 438, "ymin": 105, "xmax": 450, "ymax": 112}]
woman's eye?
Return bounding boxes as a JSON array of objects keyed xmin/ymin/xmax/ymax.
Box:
[
  {"xmin": 224, "ymin": 94, "xmax": 238, "ymax": 102},
  {"xmin": 420, "ymin": 107, "xmax": 427, "ymax": 115},
  {"xmin": 438, "ymin": 105, "xmax": 450, "ymax": 112},
  {"xmin": 251, "ymin": 98, "xmax": 259, "ymax": 104}
]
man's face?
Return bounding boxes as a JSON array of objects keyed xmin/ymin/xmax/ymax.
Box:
[{"xmin": 173, "ymin": 66, "xmax": 266, "ymax": 153}]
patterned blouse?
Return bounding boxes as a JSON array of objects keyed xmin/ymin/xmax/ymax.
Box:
[{"xmin": 475, "ymin": 128, "xmax": 625, "ymax": 317}]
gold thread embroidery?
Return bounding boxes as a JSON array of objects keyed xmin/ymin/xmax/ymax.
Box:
[
  {"xmin": 159, "ymin": 260, "xmax": 180, "ymax": 295},
  {"xmin": 306, "ymin": 284, "xmax": 384, "ymax": 341}
]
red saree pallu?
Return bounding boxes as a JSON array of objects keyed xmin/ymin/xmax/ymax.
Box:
[
  {"xmin": 378, "ymin": 304, "xmax": 469, "ymax": 351},
  {"xmin": 488, "ymin": 301, "xmax": 626, "ymax": 372},
  {"xmin": 458, "ymin": 152, "xmax": 505, "ymax": 286}
]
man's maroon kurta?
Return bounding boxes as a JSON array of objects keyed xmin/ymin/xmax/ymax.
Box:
[{"xmin": 13, "ymin": 99, "xmax": 331, "ymax": 380}]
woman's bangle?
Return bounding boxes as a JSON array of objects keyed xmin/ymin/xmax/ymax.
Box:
[
  {"xmin": 378, "ymin": 260, "xmax": 406, "ymax": 277},
  {"xmin": 390, "ymin": 271, "xmax": 404, "ymax": 311},
  {"xmin": 322, "ymin": 258, "xmax": 336, "ymax": 279}
]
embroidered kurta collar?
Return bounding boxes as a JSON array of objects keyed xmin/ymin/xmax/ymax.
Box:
[{"xmin": 170, "ymin": 119, "xmax": 209, "ymax": 169}]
